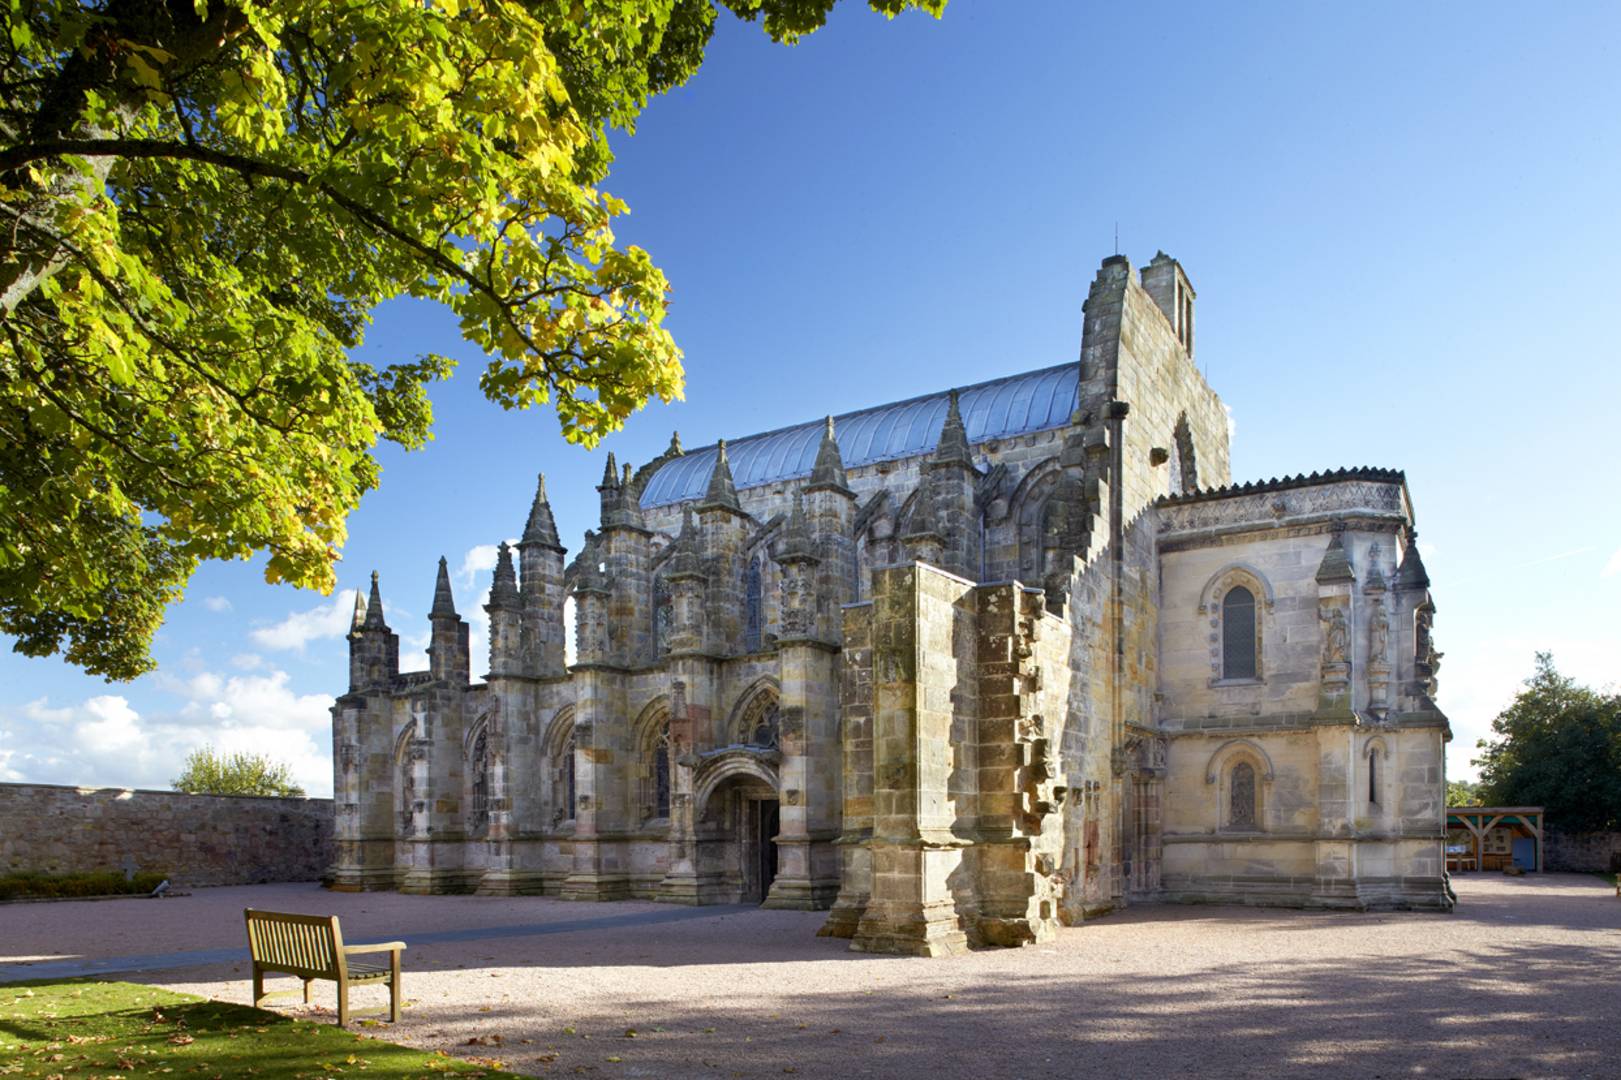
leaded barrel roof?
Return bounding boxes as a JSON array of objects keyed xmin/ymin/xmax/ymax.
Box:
[{"xmin": 638, "ymin": 363, "xmax": 1080, "ymax": 509}]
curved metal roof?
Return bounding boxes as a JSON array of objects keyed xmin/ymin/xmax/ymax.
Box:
[{"xmin": 639, "ymin": 363, "xmax": 1079, "ymax": 509}]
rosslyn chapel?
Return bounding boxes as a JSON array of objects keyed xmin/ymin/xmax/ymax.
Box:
[{"xmin": 330, "ymin": 252, "xmax": 1453, "ymax": 955}]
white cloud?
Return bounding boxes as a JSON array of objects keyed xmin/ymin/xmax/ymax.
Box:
[
  {"xmin": 76, "ymin": 695, "xmax": 144, "ymax": 752},
  {"xmin": 2, "ymin": 668, "xmax": 336, "ymax": 796},
  {"xmin": 458, "ymin": 544, "xmax": 500, "ymax": 587},
  {"xmin": 250, "ymin": 589, "xmax": 360, "ymax": 651},
  {"xmin": 1603, "ymin": 547, "xmax": 1621, "ymax": 579},
  {"xmin": 22, "ymin": 697, "xmax": 74, "ymax": 725},
  {"xmin": 202, "ymin": 595, "xmax": 233, "ymax": 613},
  {"xmin": 1438, "ymin": 632, "xmax": 1621, "ymax": 783},
  {"xmin": 230, "ymin": 652, "xmax": 264, "ymax": 671}
]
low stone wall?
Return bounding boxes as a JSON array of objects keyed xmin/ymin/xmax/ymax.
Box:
[
  {"xmin": 1545, "ymin": 828, "xmax": 1621, "ymax": 874},
  {"xmin": 0, "ymin": 782, "xmax": 333, "ymax": 888}
]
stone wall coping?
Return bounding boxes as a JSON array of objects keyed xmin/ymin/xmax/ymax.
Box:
[
  {"xmin": 1164, "ymin": 830, "xmax": 1446, "ymax": 844},
  {"xmin": 0, "ymin": 780, "xmax": 330, "ymax": 804},
  {"xmin": 1157, "ymin": 467, "xmax": 1407, "ymax": 507}
]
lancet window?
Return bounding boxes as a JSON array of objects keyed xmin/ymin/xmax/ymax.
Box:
[
  {"xmin": 468, "ymin": 730, "xmax": 490, "ymax": 837},
  {"xmin": 745, "ymin": 557, "xmax": 763, "ymax": 652},
  {"xmin": 1222, "ymin": 586, "xmax": 1258, "ymax": 680}
]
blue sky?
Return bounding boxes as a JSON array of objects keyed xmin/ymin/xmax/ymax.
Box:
[{"xmin": 3, "ymin": 1, "xmax": 1618, "ymax": 796}]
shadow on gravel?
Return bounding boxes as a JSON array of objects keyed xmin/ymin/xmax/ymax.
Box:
[{"xmin": 392, "ymin": 939, "xmax": 1621, "ymax": 1080}]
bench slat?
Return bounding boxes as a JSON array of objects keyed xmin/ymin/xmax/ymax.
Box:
[{"xmin": 245, "ymin": 908, "xmax": 403, "ymax": 1027}]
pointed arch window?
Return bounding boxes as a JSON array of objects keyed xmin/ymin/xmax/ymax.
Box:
[
  {"xmin": 738, "ymin": 691, "xmax": 780, "ymax": 749},
  {"xmin": 745, "ymin": 557, "xmax": 763, "ymax": 652},
  {"xmin": 1222, "ymin": 586, "xmax": 1257, "ymax": 680},
  {"xmin": 547, "ymin": 721, "xmax": 576, "ymax": 827},
  {"xmin": 468, "ymin": 730, "xmax": 490, "ymax": 837},
  {"xmin": 639, "ymin": 717, "xmax": 671, "ymax": 822}
]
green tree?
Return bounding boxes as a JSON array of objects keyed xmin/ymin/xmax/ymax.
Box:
[
  {"xmin": 1445, "ymin": 779, "xmax": 1480, "ymax": 807},
  {"xmin": 0, "ymin": 0, "xmax": 945, "ymax": 680},
  {"xmin": 1473, "ymin": 653, "xmax": 1621, "ymax": 832},
  {"xmin": 172, "ymin": 744, "xmax": 305, "ymax": 797}
]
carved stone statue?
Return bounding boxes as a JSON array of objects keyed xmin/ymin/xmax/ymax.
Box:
[
  {"xmin": 1323, "ymin": 608, "xmax": 1350, "ymax": 665},
  {"xmin": 1369, "ymin": 601, "xmax": 1389, "ymax": 661}
]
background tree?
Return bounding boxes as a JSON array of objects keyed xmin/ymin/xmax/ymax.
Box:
[
  {"xmin": 0, "ymin": 0, "xmax": 944, "ymax": 680},
  {"xmin": 172, "ymin": 745, "xmax": 305, "ymax": 797},
  {"xmin": 1473, "ymin": 653, "xmax": 1621, "ymax": 832},
  {"xmin": 1445, "ymin": 779, "xmax": 1480, "ymax": 807}
]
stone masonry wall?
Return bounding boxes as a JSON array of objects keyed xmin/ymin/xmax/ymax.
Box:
[
  {"xmin": 1545, "ymin": 829, "xmax": 1621, "ymax": 873},
  {"xmin": 0, "ymin": 782, "xmax": 333, "ymax": 888}
]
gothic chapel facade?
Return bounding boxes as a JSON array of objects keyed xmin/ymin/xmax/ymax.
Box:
[{"xmin": 331, "ymin": 252, "xmax": 1453, "ymax": 955}]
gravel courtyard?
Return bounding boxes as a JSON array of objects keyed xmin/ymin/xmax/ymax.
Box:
[{"xmin": 3, "ymin": 874, "xmax": 1617, "ymax": 1079}]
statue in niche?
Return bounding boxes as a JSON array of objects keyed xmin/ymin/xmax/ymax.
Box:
[
  {"xmin": 1369, "ymin": 601, "xmax": 1389, "ymax": 662},
  {"xmin": 1323, "ymin": 607, "xmax": 1350, "ymax": 665},
  {"xmin": 1415, "ymin": 604, "xmax": 1434, "ymax": 660}
]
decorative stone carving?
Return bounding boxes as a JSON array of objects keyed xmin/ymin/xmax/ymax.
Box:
[
  {"xmin": 1369, "ymin": 600, "xmax": 1389, "ymax": 661},
  {"xmin": 1323, "ymin": 607, "xmax": 1350, "ymax": 665}
]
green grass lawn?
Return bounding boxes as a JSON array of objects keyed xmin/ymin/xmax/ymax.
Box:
[
  {"xmin": 1599, "ymin": 871, "xmax": 1618, "ymax": 888},
  {"xmin": 0, "ymin": 980, "xmax": 508, "ymax": 1078}
]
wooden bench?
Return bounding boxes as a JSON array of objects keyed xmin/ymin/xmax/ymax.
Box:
[{"xmin": 244, "ymin": 909, "xmax": 405, "ymax": 1026}]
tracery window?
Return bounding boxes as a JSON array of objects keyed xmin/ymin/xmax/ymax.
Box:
[
  {"xmin": 738, "ymin": 692, "xmax": 780, "ymax": 749},
  {"xmin": 547, "ymin": 713, "xmax": 577, "ymax": 826},
  {"xmin": 1229, "ymin": 761, "xmax": 1257, "ymax": 830},
  {"xmin": 639, "ymin": 717, "xmax": 671, "ymax": 822},
  {"xmin": 1222, "ymin": 586, "xmax": 1257, "ymax": 680},
  {"xmin": 468, "ymin": 730, "xmax": 490, "ymax": 837},
  {"xmin": 745, "ymin": 557, "xmax": 763, "ymax": 652}
]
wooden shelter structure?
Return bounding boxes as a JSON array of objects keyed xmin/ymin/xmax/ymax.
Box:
[{"xmin": 1445, "ymin": 806, "xmax": 1544, "ymax": 873}]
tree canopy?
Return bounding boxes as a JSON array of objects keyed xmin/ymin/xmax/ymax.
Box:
[
  {"xmin": 1444, "ymin": 779, "xmax": 1479, "ymax": 807},
  {"xmin": 171, "ymin": 744, "xmax": 305, "ymax": 797},
  {"xmin": 0, "ymin": 0, "xmax": 945, "ymax": 680},
  {"xmin": 1473, "ymin": 653, "xmax": 1621, "ymax": 833}
]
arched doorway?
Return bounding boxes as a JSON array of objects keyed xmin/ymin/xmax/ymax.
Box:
[{"xmin": 693, "ymin": 754, "xmax": 780, "ymax": 905}]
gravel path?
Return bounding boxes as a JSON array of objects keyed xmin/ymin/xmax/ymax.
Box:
[{"xmin": 3, "ymin": 874, "xmax": 1617, "ymax": 1079}]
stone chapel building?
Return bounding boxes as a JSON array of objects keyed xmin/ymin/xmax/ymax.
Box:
[{"xmin": 330, "ymin": 252, "xmax": 1453, "ymax": 955}]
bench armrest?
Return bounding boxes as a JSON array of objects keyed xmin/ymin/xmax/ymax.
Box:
[{"xmin": 344, "ymin": 942, "xmax": 407, "ymax": 954}]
